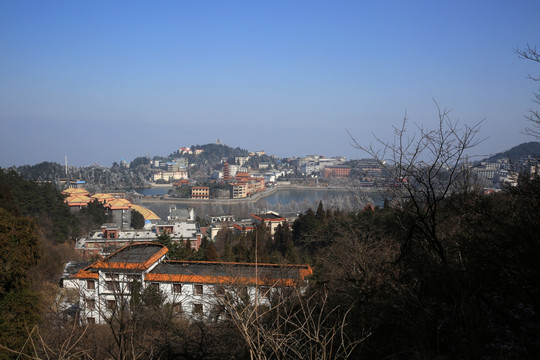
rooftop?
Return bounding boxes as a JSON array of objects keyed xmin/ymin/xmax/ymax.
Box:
[{"xmin": 147, "ymin": 260, "xmax": 312, "ymax": 286}]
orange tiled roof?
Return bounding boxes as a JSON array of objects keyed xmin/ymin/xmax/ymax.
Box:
[
  {"xmin": 251, "ymin": 213, "xmax": 286, "ymax": 222},
  {"xmin": 146, "ymin": 260, "xmax": 313, "ymax": 287},
  {"xmin": 71, "ymin": 243, "xmax": 313, "ymax": 289},
  {"xmin": 71, "ymin": 243, "xmax": 168, "ymax": 279}
]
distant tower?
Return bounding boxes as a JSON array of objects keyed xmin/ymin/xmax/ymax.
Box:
[
  {"xmin": 216, "ymin": 138, "xmax": 222, "ymax": 145},
  {"xmin": 223, "ymin": 162, "xmax": 231, "ymax": 181},
  {"xmin": 65, "ymin": 155, "xmax": 68, "ymax": 177}
]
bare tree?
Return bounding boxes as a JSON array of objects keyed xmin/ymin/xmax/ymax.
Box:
[
  {"xmin": 216, "ymin": 283, "xmax": 366, "ymax": 360},
  {"xmin": 515, "ymin": 44, "xmax": 540, "ymax": 138},
  {"xmin": 350, "ymin": 103, "xmax": 483, "ymax": 263}
]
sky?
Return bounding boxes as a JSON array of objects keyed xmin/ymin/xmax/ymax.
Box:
[{"xmin": 1, "ymin": 0, "xmax": 540, "ymax": 167}]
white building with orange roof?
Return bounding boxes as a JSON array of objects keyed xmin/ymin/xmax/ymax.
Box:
[
  {"xmin": 250, "ymin": 211, "xmax": 287, "ymax": 236},
  {"xmin": 63, "ymin": 242, "xmax": 312, "ymax": 324}
]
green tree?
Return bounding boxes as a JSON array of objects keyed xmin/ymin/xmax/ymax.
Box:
[
  {"xmin": 0, "ymin": 208, "xmax": 42, "ymax": 358},
  {"xmin": 131, "ymin": 209, "xmax": 145, "ymax": 229},
  {"xmin": 315, "ymin": 201, "xmax": 325, "ymax": 221}
]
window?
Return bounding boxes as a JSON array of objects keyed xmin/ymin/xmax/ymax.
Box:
[
  {"xmin": 173, "ymin": 283, "xmax": 182, "ymax": 294},
  {"xmin": 106, "ymin": 281, "xmax": 120, "ymax": 292},
  {"xmin": 193, "ymin": 303, "xmax": 203, "ymax": 315},
  {"xmin": 87, "ymin": 280, "xmax": 95, "ymax": 290},
  {"xmin": 149, "ymin": 282, "xmax": 160, "ymax": 291},
  {"xmin": 194, "ymin": 284, "xmax": 203, "ymax": 295},
  {"xmin": 173, "ymin": 303, "xmax": 183, "ymax": 314},
  {"xmin": 86, "ymin": 299, "xmax": 95, "ymax": 310},
  {"xmin": 259, "ymin": 286, "xmax": 270, "ymax": 298},
  {"xmin": 107, "ymin": 300, "xmax": 116, "ymax": 310}
]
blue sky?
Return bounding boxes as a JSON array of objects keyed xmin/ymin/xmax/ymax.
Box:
[{"xmin": 1, "ymin": 0, "xmax": 539, "ymax": 167}]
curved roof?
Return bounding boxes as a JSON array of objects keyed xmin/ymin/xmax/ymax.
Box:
[
  {"xmin": 65, "ymin": 195, "xmax": 92, "ymax": 206},
  {"xmin": 131, "ymin": 204, "xmax": 160, "ymax": 221},
  {"xmin": 62, "ymin": 187, "xmax": 89, "ymax": 196},
  {"xmin": 105, "ymin": 198, "xmax": 132, "ymax": 210},
  {"xmin": 91, "ymin": 193, "xmax": 115, "ymax": 203}
]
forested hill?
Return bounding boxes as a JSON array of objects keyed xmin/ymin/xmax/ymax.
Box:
[
  {"xmin": 484, "ymin": 141, "xmax": 540, "ymax": 162},
  {"xmin": 15, "ymin": 162, "xmax": 151, "ymax": 191},
  {"xmin": 171, "ymin": 143, "xmax": 250, "ymax": 163}
]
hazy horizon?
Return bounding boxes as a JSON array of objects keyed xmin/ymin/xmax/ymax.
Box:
[{"xmin": 2, "ymin": 1, "xmax": 540, "ymax": 167}]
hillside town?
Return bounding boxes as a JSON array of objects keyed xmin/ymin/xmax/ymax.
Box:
[
  {"xmin": 2, "ymin": 139, "xmax": 540, "ymax": 359},
  {"xmin": 43, "ymin": 140, "xmax": 540, "ymax": 206}
]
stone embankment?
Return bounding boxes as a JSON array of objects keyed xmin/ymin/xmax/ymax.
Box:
[{"xmin": 138, "ymin": 184, "xmax": 381, "ymax": 206}]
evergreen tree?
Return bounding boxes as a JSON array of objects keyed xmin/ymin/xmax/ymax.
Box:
[{"xmin": 130, "ymin": 209, "xmax": 145, "ymax": 229}]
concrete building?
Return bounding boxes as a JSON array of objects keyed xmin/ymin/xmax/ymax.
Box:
[
  {"xmin": 105, "ymin": 198, "xmax": 132, "ymax": 229},
  {"xmin": 250, "ymin": 212, "xmax": 287, "ymax": 236},
  {"xmin": 191, "ymin": 186, "xmax": 210, "ymax": 200},
  {"xmin": 231, "ymin": 183, "xmax": 248, "ymax": 199},
  {"xmin": 323, "ymin": 166, "xmax": 351, "ymax": 179}
]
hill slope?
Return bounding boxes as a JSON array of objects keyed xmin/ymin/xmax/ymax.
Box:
[{"xmin": 484, "ymin": 141, "xmax": 540, "ymax": 162}]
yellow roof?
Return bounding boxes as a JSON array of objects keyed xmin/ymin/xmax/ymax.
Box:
[
  {"xmin": 65, "ymin": 195, "xmax": 92, "ymax": 206},
  {"xmin": 131, "ymin": 204, "xmax": 161, "ymax": 221},
  {"xmin": 91, "ymin": 193, "xmax": 115, "ymax": 203},
  {"xmin": 105, "ymin": 198, "xmax": 132, "ymax": 210},
  {"xmin": 62, "ymin": 188, "xmax": 89, "ymax": 196}
]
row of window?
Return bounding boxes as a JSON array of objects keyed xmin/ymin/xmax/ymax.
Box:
[
  {"xmin": 87, "ymin": 279, "xmax": 203, "ymax": 295},
  {"xmin": 85, "ymin": 298, "xmax": 204, "ymax": 316},
  {"xmin": 87, "ymin": 280, "xmax": 272, "ymax": 298}
]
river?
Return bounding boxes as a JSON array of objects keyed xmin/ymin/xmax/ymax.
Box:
[{"xmin": 133, "ymin": 186, "xmax": 387, "ymax": 220}]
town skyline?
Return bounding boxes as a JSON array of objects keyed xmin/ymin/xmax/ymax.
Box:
[{"xmin": 1, "ymin": 1, "xmax": 540, "ymax": 167}]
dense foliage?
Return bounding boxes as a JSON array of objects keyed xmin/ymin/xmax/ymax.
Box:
[
  {"xmin": 0, "ymin": 169, "xmax": 76, "ymax": 242},
  {"xmin": 289, "ymin": 187, "xmax": 540, "ymax": 358}
]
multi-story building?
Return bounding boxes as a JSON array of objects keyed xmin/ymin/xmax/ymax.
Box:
[
  {"xmin": 251, "ymin": 212, "xmax": 287, "ymax": 236},
  {"xmin": 63, "ymin": 242, "xmax": 312, "ymax": 324},
  {"xmin": 64, "ymin": 194, "xmax": 92, "ymax": 212},
  {"xmin": 105, "ymin": 198, "xmax": 132, "ymax": 229},
  {"xmin": 191, "ymin": 186, "xmax": 210, "ymax": 200},
  {"xmin": 152, "ymin": 170, "xmax": 189, "ymax": 182},
  {"xmin": 231, "ymin": 182, "xmax": 248, "ymax": 198},
  {"xmin": 323, "ymin": 166, "xmax": 351, "ymax": 179},
  {"xmin": 301, "ymin": 162, "xmax": 320, "ymax": 176},
  {"xmin": 235, "ymin": 156, "xmax": 250, "ymax": 166}
]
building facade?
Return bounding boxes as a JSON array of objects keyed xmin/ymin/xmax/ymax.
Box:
[
  {"xmin": 64, "ymin": 243, "xmax": 312, "ymax": 324},
  {"xmin": 191, "ymin": 186, "xmax": 210, "ymax": 199}
]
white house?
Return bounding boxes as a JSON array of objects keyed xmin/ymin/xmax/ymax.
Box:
[{"xmin": 64, "ymin": 243, "xmax": 312, "ymax": 324}]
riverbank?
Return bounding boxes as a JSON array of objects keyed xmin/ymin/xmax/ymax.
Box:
[
  {"xmin": 139, "ymin": 186, "xmax": 278, "ymax": 205},
  {"xmin": 137, "ymin": 184, "xmax": 384, "ymax": 206}
]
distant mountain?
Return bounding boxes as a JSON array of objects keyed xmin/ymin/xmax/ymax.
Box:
[{"xmin": 483, "ymin": 142, "xmax": 540, "ymax": 162}]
